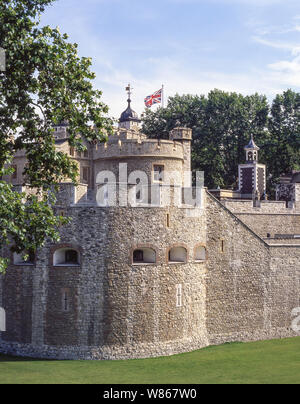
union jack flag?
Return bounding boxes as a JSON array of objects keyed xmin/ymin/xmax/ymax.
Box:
[{"xmin": 144, "ymin": 88, "xmax": 162, "ymax": 108}]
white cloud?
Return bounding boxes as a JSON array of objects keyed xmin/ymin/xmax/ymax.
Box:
[
  {"xmin": 269, "ymin": 57, "xmax": 300, "ymax": 73},
  {"xmin": 252, "ymin": 36, "xmax": 300, "ymax": 55},
  {"xmin": 38, "ymin": 0, "xmax": 300, "ymax": 120},
  {"xmin": 251, "ymin": 29, "xmax": 300, "ymax": 92}
]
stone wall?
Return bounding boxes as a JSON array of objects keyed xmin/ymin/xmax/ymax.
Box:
[
  {"xmin": 234, "ymin": 213, "xmax": 300, "ymax": 239},
  {"xmin": 223, "ymin": 199, "xmax": 299, "ymax": 213},
  {"xmin": 0, "ymin": 194, "xmax": 209, "ymax": 360},
  {"xmin": 223, "ymin": 198, "xmax": 300, "ymax": 239},
  {"xmin": 1, "ymin": 188, "xmax": 299, "ymax": 360},
  {"xmin": 206, "ymin": 193, "xmax": 300, "ymax": 345}
]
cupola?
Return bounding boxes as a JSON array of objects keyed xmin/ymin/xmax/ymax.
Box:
[
  {"xmin": 119, "ymin": 84, "xmax": 141, "ymax": 130},
  {"xmin": 244, "ymin": 134, "xmax": 259, "ymax": 162}
]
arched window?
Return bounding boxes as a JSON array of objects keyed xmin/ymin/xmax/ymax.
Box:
[
  {"xmin": 132, "ymin": 248, "xmax": 156, "ymax": 264},
  {"xmin": 13, "ymin": 250, "xmax": 35, "ymax": 266},
  {"xmin": 53, "ymin": 248, "xmax": 80, "ymax": 266},
  {"xmin": 168, "ymin": 246, "xmax": 187, "ymax": 264},
  {"xmin": 194, "ymin": 245, "xmax": 206, "ymax": 262}
]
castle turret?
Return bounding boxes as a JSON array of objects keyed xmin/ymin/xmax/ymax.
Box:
[
  {"xmin": 169, "ymin": 126, "xmax": 192, "ymax": 186},
  {"xmin": 53, "ymin": 120, "xmax": 69, "ymax": 140},
  {"xmin": 238, "ymin": 135, "xmax": 266, "ymax": 200}
]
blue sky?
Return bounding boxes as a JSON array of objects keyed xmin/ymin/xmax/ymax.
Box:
[{"xmin": 40, "ymin": 0, "xmax": 300, "ymax": 118}]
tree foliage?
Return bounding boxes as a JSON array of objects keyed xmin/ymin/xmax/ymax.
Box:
[
  {"xmin": 267, "ymin": 89, "xmax": 300, "ymax": 189},
  {"xmin": 0, "ymin": 0, "xmax": 113, "ymax": 272},
  {"xmin": 142, "ymin": 89, "xmax": 299, "ymax": 192}
]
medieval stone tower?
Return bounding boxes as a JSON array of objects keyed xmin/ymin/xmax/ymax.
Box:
[{"xmin": 0, "ymin": 93, "xmax": 299, "ymax": 360}]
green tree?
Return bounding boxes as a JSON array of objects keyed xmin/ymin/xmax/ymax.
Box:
[
  {"xmin": 142, "ymin": 90, "xmax": 269, "ymax": 189},
  {"xmin": 0, "ymin": 0, "xmax": 113, "ymax": 272},
  {"xmin": 267, "ymin": 89, "xmax": 300, "ymax": 190}
]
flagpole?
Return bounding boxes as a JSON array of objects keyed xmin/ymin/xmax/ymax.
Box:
[{"xmin": 162, "ymin": 84, "xmax": 164, "ymax": 108}]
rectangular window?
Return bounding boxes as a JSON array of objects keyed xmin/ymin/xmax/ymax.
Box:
[
  {"xmin": 153, "ymin": 164, "xmax": 164, "ymax": 183},
  {"xmin": 83, "ymin": 149, "xmax": 89, "ymax": 158},
  {"xmin": 82, "ymin": 166, "xmax": 90, "ymax": 183},
  {"xmin": 70, "ymin": 147, "xmax": 75, "ymax": 157},
  {"xmin": 176, "ymin": 284, "xmax": 182, "ymax": 307},
  {"xmin": 166, "ymin": 213, "xmax": 170, "ymax": 228},
  {"xmin": 61, "ymin": 289, "xmax": 70, "ymax": 312}
]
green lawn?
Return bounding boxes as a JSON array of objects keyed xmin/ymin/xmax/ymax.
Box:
[{"xmin": 0, "ymin": 337, "xmax": 300, "ymax": 384}]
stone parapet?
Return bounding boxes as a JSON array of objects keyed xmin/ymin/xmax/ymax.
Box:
[
  {"xmin": 94, "ymin": 139, "xmax": 184, "ymax": 161},
  {"xmin": 223, "ymin": 199, "xmax": 300, "ymax": 214}
]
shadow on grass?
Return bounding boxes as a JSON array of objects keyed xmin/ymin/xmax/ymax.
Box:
[{"xmin": 0, "ymin": 354, "xmax": 58, "ymax": 362}]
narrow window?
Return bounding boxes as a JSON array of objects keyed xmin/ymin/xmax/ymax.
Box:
[
  {"xmin": 153, "ymin": 165, "xmax": 164, "ymax": 183},
  {"xmin": 82, "ymin": 166, "xmax": 90, "ymax": 183},
  {"xmin": 70, "ymin": 147, "xmax": 75, "ymax": 157},
  {"xmin": 61, "ymin": 289, "xmax": 70, "ymax": 312},
  {"xmin": 176, "ymin": 284, "xmax": 182, "ymax": 307},
  {"xmin": 166, "ymin": 213, "xmax": 170, "ymax": 228},
  {"xmin": 221, "ymin": 239, "xmax": 225, "ymax": 253}
]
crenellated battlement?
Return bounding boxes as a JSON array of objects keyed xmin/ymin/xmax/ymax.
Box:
[
  {"xmin": 94, "ymin": 138, "xmax": 184, "ymax": 160},
  {"xmin": 223, "ymin": 199, "xmax": 300, "ymax": 214}
]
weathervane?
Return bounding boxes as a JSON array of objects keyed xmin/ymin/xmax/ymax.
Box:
[{"xmin": 125, "ymin": 83, "xmax": 133, "ymax": 103}]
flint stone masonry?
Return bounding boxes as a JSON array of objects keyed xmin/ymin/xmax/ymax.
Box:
[
  {"xmin": 1, "ymin": 190, "xmax": 299, "ymax": 360},
  {"xmin": 222, "ymin": 200, "xmax": 300, "ymax": 240},
  {"xmin": 0, "ymin": 201, "xmax": 210, "ymax": 359},
  {"xmin": 206, "ymin": 193, "xmax": 300, "ymax": 345},
  {"xmin": 1, "ymin": 122, "xmax": 299, "ymax": 360},
  {"xmin": 223, "ymin": 199, "xmax": 300, "ymax": 214}
]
